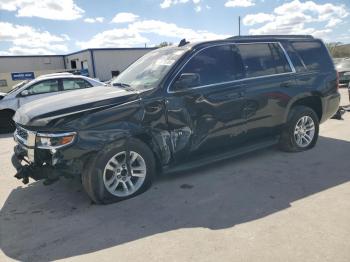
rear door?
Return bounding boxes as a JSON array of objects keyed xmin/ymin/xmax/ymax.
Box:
[
  {"xmin": 236, "ymin": 42, "xmax": 297, "ymax": 140},
  {"xmin": 166, "ymin": 44, "xmax": 247, "ymax": 162}
]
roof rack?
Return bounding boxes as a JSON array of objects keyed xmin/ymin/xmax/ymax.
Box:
[
  {"xmin": 178, "ymin": 38, "xmax": 190, "ymax": 47},
  {"xmin": 228, "ymin": 35, "xmax": 314, "ymax": 39}
]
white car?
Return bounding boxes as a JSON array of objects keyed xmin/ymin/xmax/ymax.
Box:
[{"xmin": 0, "ymin": 73, "xmax": 105, "ymax": 132}]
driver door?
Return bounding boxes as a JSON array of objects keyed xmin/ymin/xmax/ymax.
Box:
[{"xmin": 165, "ymin": 44, "xmax": 247, "ymax": 163}]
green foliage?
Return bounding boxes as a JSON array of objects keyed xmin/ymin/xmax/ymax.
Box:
[
  {"xmin": 326, "ymin": 42, "xmax": 350, "ymax": 58},
  {"xmin": 156, "ymin": 42, "xmax": 173, "ymax": 48}
]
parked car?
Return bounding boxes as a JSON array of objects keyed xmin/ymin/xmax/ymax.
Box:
[
  {"xmin": 11, "ymin": 35, "xmax": 340, "ymax": 204},
  {"xmin": 334, "ymin": 58, "xmax": 350, "ymax": 88},
  {"xmin": 0, "ymin": 73, "xmax": 105, "ymax": 132}
]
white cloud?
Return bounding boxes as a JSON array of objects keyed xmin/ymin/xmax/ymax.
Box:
[
  {"xmin": 77, "ymin": 19, "xmax": 230, "ymax": 49},
  {"xmin": 111, "ymin": 12, "xmax": 139, "ymax": 23},
  {"xmin": 0, "ymin": 22, "xmax": 68, "ymax": 55},
  {"xmin": 243, "ymin": 13, "xmax": 274, "ymax": 26},
  {"xmin": 325, "ymin": 18, "xmax": 342, "ymax": 28},
  {"xmin": 194, "ymin": 5, "xmax": 202, "ymax": 12},
  {"xmin": 225, "ymin": 0, "xmax": 255, "ymax": 8},
  {"xmin": 84, "ymin": 17, "xmax": 104, "ymax": 23},
  {"xmin": 76, "ymin": 28, "xmax": 149, "ymax": 49},
  {"xmin": 0, "ymin": 0, "xmax": 84, "ymax": 20},
  {"xmin": 244, "ymin": 0, "xmax": 349, "ymax": 40},
  {"xmin": 160, "ymin": 0, "xmax": 203, "ymax": 12}
]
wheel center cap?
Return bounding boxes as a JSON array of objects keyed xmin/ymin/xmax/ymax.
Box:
[{"xmin": 121, "ymin": 169, "xmax": 128, "ymax": 177}]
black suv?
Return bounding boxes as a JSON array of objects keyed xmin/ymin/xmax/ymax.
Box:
[{"xmin": 12, "ymin": 35, "xmax": 340, "ymax": 204}]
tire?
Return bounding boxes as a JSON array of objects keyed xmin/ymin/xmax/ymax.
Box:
[
  {"xmin": 82, "ymin": 138, "xmax": 156, "ymax": 204},
  {"xmin": 0, "ymin": 110, "xmax": 16, "ymax": 133},
  {"xmin": 279, "ymin": 105, "xmax": 319, "ymax": 152}
]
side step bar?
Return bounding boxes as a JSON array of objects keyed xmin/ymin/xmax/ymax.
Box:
[{"xmin": 163, "ymin": 136, "xmax": 279, "ymax": 175}]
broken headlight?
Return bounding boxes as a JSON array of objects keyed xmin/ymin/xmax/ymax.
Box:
[{"xmin": 35, "ymin": 132, "xmax": 76, "ymax": 149}]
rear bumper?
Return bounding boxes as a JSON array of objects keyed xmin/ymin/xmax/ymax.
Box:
[{"xmin": 321, "ymin": 92, "xmax": 341, "ymax": 123}]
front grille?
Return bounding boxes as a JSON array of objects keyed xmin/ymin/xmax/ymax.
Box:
[{"xmin": 16, "ymin": 126, "xmax": 28, "ymax": 141}]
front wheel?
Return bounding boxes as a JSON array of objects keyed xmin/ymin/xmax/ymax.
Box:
[
  {"xmin": 0, "ymin": 111, "xmax": 16, "ymax": 133},
  {"xmin": 82, "ymin": 138, "xmax": 156, "ymax": 204},
  {"xmin": 279, "ymin": 106, "xmax": 319, "ymax": 152}
]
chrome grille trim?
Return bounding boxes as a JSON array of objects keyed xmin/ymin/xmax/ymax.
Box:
[{"xmin": 14, "ymin": 125, "xmax": 36, "ymax": 162}]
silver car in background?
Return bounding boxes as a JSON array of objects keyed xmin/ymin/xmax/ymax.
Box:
[{"xmin": 0, "ymin": 73, "xmax": 105, "ymax": 132}]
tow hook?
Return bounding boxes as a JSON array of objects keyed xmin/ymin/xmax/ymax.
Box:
[
  {"xmin": 11, "ymin": 152, "xmax": 59, "ymax": 185},
  {"xmin": 12, "ymin": 154, "xmax": 32, "ymax": 184}
]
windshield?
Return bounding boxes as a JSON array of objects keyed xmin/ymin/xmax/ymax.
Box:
[
  {"xmin": 6, "ymin": 80, "xmax": 29, "ymax": 95},
  {"xmin": 111, "ymin": 48, "xmax": 187, "ymax": 90}
]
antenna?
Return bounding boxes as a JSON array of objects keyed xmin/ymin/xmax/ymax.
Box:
[{"xmin": 238, "ymin": 16, "xmax": 241, "ymax": 36}]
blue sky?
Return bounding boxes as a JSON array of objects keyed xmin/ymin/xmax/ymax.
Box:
[{"xmin": 0, "ymin": 0, "xmax": 349, "ymax": 55}]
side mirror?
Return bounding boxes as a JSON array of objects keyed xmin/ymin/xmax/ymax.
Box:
[
  {"xmin": 173, "ymin": 73, "xmax": 200, "ymax": 90},
  {"xmin": 20, "ymin": 90, "xmax": 29, "ymax": 96}
]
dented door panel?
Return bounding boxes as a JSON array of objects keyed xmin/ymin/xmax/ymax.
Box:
[{"xmin": 165, "ymin": 82, "xmax": 247, "ymax": 163}]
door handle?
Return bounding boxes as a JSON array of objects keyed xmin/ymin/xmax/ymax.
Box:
[
  {"xmin": 227, "ymin": 91, "xmax": 244, "ymax": 99},
  {"xmin": 280, "ymin": 81, "xmax": 292, "ymax": 88}
]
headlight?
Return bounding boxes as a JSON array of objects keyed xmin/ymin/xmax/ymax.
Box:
[{"xmin": 35, "ymin": 132, "xmax": 77, "ymax": 149}]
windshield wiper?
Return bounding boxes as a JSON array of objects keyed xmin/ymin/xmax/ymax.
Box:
[{"xmin": 112, "ymin": 82, "xmax": 131, "ymax": 88}]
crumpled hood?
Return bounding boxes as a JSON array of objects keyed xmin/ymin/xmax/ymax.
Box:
[{"xmin": 14, "ymin": 85, "xmax": 140, "ymax": 127}]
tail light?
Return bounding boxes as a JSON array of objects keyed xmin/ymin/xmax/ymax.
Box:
[{"xmin": 336, "ymin": 71, "xmax": 339, "ymax": 90}]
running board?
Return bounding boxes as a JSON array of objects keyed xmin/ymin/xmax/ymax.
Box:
[{"xmin": 163, "ymin": 137, "xmax": 279, "ymax": 175}]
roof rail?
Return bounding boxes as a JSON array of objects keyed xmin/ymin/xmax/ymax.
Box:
[
  {"xmin": 37, "ymin": 72, "xmax": 73, "ymax": 79},
  {"xmin": 228, "ymin": 35, "xmax": 314, "ymax": 39}
]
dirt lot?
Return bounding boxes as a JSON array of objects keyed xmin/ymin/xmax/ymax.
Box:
[{"xmin": 0, "ymin": 89, "xmax": 349, "ymax": 262}]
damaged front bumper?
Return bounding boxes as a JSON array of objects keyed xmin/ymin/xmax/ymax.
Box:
[
  {"xmin": 12, "ymin": 126, "xmax": 88, "ymax": 185},
  {"xmin": 12, "ymin": 145, "xmax": 62, "ymax": 185}
]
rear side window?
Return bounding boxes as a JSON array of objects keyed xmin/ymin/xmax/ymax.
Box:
[
  {"xmin": 62, "ymin": 79, "xmax": 92, "ymax": 90},
  {"xmin": 180, "ymin": 44, "xmax": 245, "ymax": 87},
  {"xmin": 291, "ymin": 41, "xmax": 333, "ymax": 71},
  {"xmin": 237, "ymin": 43, "xmax": 292, "ymax": 78}
]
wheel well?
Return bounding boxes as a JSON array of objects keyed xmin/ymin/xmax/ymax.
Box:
[
  {"xmin": 134, "ymin": 133, "xmax": 162, "ymax": 174},
  {"xmin": 291, "ymin": 96, "xmax": 322, "ymax": 120},
  {"xmin": 0, "ymin": 109, "xmax": 15, "ymax": 118}
]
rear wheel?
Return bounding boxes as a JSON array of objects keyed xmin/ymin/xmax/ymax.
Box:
[
  {"xmin": 279, "ymin": 106, "xmax": 319, "ymax": 152},
  {"xmin": 0, "ymin": 110, "xmax": 16, "ymax": 133},
  {"xmin": 82, "ymin": 138, "xmax": 155, "ymax": 204}
]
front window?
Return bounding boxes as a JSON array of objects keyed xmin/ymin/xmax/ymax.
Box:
[
  {"xmin": 177, "ymin": 44, "xmax": 245, "ymax": 88},
  {"xmin": 111, "ymin": 48, "xmax": 187, "ymax": 90},
  {"xmin": 26, "ymin": 80, "xmax": 59, "ymax": 95}
]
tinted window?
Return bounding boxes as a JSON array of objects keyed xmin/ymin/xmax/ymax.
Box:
[
  {"xmin": 237, "ymin": 43, "xmax": 292, "ymax": 78},
  {"xmin": 291, "ymin": 40, "xmax": 333, "ymax": 71},
  {"xmin": 179, "ymin": 45, "xmax": 245, "ymax": 88},
  {"xmin": 62, "ymin": 79, "xmax": 92, "ymax": 90},
  {"xmin": 269, "ymin": 43, "xmax": 292, "ymax": 74},
  {"xmin": 27, "ymin": 80, "xmax": 59, "ymax": 95}
]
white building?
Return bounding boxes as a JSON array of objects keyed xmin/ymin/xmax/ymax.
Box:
[{"xmin": 0, "ymin": 48, "xmax": 155, "ymax": 92}]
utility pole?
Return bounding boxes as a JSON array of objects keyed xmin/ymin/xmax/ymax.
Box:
[{"xmin": 238, "ymin": 16, "xmax": 241, "ymax": 36}]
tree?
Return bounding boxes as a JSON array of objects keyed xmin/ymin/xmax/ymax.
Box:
[
  {"xmin": 326, "ymin": 42, "xmax": 342, "ymax": 57},
  {"xmin": 156, "ymin": 42, "xmax": 173, "ymax": 48}
]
